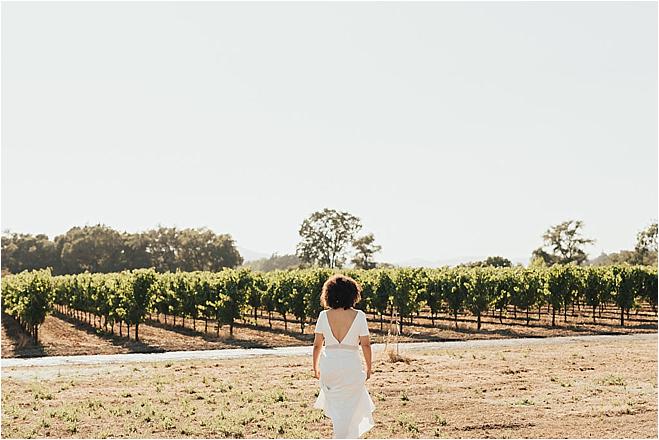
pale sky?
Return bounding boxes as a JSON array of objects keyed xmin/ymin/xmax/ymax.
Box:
[{"xmin": 2, "ymin": 1, "xmax": 657, "ymax": 265}]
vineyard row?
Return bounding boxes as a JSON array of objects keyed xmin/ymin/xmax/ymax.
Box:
[{"xmin": 2, "ymin": 265, "xmax": 657, "ymax": 342}]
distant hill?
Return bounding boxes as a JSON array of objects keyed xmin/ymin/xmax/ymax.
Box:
[
  {"xmin": 243, "ymin": 253, "xmax": 302, "ymax": 271},
  {"xmin": 239, "ymin": 247, "xmax": 532, "ymax": 270},
  {"xmin": 237, "ymin": 247, "xmax": 270, "ymax": 262}
]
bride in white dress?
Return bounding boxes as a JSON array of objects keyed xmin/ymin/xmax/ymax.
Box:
[{"xmin": 312, "ymin": 274, "xmax": 376, "ymax": 439}]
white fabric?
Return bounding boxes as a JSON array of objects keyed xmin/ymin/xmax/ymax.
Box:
[{"xmin": 313, "ymin": 309, "xmax": 376, "ymax": 438}]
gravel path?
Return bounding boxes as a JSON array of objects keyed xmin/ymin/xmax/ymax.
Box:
[{"xmin": 2, "ymin": 332, "xmax": 655, "ymax": 369}]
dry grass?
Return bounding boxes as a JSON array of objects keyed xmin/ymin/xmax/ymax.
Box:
[
  {"xmin": 386, "ymin": 349, "xmax": 415, "ymax": 364},
  {"xmin": 2, "ymin": 335, "xmax": 656, "ymax": 438}
]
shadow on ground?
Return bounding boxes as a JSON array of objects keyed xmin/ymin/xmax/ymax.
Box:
[
  {"xmin": 1, "ymin": 311, "xmax": 47, "ymax": 358},
  {"xmin": 52, "ymin": 310, "xmax": 165, "ymax": 354}
]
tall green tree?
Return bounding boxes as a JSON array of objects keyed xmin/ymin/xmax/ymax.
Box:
[
  {"xmin": 532, "ymin": 220, "xmax": 595, "ymax": 266},
  {"xmin": 351, "ymin": 233, "xmax": 382, "ymax": 269},
  {"xmin": 296, "ymin": 209, "xmax": 362, "ymax": 268},
  {"xmin": 142, "ymin": 227, "xmax": 179, "ymax": 272},
  {"xmin": 55, "ymin": 225, "xmax": 126, "ymax": 274},
  {"xmin": 634, "ymin": 222, "xmax": 658, "ymax": 266},
  {"xmin": 176, "ymin": 228, "xmax": 243, "ymax": 271}
]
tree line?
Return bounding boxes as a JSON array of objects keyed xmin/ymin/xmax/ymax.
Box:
[
  {"xmin": 3, "ymin": 265, "xmax": 656, "ymax": 344},
  {"xmin": 3, "ymin": 215, "xmax": 655, "ymax": 276},
  {"xmin": 1, "ymin": 225, "xmax": 243, "ymax": 275}
]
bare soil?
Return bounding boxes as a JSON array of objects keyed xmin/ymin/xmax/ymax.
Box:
[
  {"xmin": 2, "ymin": 304, "xmax": 657, "ymax": 358},
  {"xmin": 1, "ymin": 334, "xmax": 656, "ymax": 438}
]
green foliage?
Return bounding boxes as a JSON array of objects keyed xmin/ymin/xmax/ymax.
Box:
[
  {"xmin": 532, "ymin": 220, "xmax": 595, "ymax": 266},
  {"xmin": 445, "ymin": 269, "xmax": 469, "ymax": 328},
  {"xmin": 1, "ymin": 233, "xmax": 59, "ymax": 273},
  {"xmin": 351, "ymin": 234, "xmax": 382, "ymax": 269},
  {"xmin": 639, "ymin": 266, "xmax": 658, "ymax": 311},
  {"xmin": 2, "ymin": 268, "xmax": 54, "ymax": 341},
  {"xmin": 4, "ymin": 265, "xmax": 656, "ymax": 341},
  {"xmin": 583, "ymin": 267, "xmax": 609, "ymax": 321},
  {"xmin": 634, "ymin": 222, "xmax": 658, "ymax": 265},
  {"xmin": 546, "ymin": 265, "xmax": 571, "ymax": 325},
  {"xmin": 464, "ymin": 268, "xmax": 498, "ymax": 330},
  {"xmin": 459, "ymin": 256, "xmax": 512, "ymax": 268},
  {"xmin": 2, "ymin": 225, "xmax": 243, "ymax": 275},
  {"xmin": 295, "ymin": 208, "xmax": 362, "ymax": 268},
  {"xmin": 392, "ymin": 268, "xmax": 424, "ymax": 333},
  {"xmin": 614, "ymin": 266, "xmax": 643, "ymax": 326}
]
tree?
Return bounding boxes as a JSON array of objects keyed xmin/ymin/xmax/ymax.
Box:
[
  {"xmin": 176, "ymin": 228, "xmax": 243, "ymax": 271},
  {"xmin": 532, "ymin": 220, "xmax": 595, "ymax": 266},
  {"xmin": 351, "ymin": 234, "xmax": 382, "ymax": 269},
  {"xmin": 634, "ymin": 222, "xmax": 658, "ymax": 265},
  {"xmin": 55, "ymin": 225, "xmax": 126, "ymax": 274},
  {"xmin": 142, "ymin": 227, "xmax": 179, "ymax": 272},
  {"xmin": 121, "ymin": 232, "xmax": 152, "ymax": 270},
  {"xmin": 1, "ymin": 232, "xmax": 59, "ymax": 273},
  {"xmin": 460, "ymin": 256, "xmax": 512, "ymax": 268},
  {"xmin": 483, "ymin": 256, "xmax": 512, "ymax": 267},
  {"xmin": 141, "ymin": 226, "xmax": 243, "ymax": 272},
  {"xmin": 296, "ymin": 209, "xmax": 362, "ymax": 268}
]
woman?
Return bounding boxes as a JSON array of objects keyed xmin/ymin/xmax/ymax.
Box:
[{"xmin": 312, "ymin": 274, "xmax": 376, "ymax": 439}]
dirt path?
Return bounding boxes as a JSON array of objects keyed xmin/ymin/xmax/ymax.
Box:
[{"xmin": 2, "ymin": 333, "xmax": 656, "ymax": 374}]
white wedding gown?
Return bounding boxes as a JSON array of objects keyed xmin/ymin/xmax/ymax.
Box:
[{"xmin": 313, "ymin": 309, "xmax": 376, "ymax": 439}]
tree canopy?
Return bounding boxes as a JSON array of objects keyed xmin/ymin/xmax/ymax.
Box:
[
  {"xmin": 295, "ymin": 209, "xmax": 384, "ymax": 269},
  {"xmin": 296, "ymin": 208, "xmax": 363, "ymax": 268},
  {"xmin": 1, "ymin": 225, "xmax": 243, "ymax": 275},
  {"xmin": 532, "ymin": 220, "xmax": 595, "ymax": 266},
  {"xmin": 460, "ymin": 256, "xmax": 512, "ymax": 268},
  {"xmin": 351, "ymin": 233, "xmax": 382, "ymax": 269},
  {"xmin": 634, "ymin": 222, "xmax": 658, "ymax": 265}
]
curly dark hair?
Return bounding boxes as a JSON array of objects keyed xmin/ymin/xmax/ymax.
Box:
[{"xmin": 320, "ymin": 274, "xmax": 362, "ymax": 310}]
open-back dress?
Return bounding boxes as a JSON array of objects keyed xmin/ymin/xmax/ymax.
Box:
[{"xmin": 313, "ymin": 309, "xmax": 376, "ymax": 439}]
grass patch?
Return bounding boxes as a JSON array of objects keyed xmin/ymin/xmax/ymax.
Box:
[
  {"xmin": 598, "ymin": 375, "xmax": 626, "ymax": 386},
  {"xmin": 515, "ymin": 398, "xmax": 535, "ymax": 406}
]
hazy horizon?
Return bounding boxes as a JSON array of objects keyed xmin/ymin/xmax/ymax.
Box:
[{"xmin": 2, "ymin": 1, "xmax": 657, "ymax": 265}]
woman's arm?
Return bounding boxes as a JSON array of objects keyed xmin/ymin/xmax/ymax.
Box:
[
  {"xmin": 312, "ymin": 333, "xmax": 323, "ymax": 379},
  {"xmin": 359, "ymin": 335, "xmax": 373, "ymax": 380}
]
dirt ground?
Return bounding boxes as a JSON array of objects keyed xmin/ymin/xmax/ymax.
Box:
[
  {"xmin": 1, "ymin": 334, "xmax": 656, "ymax": 438},
  {"xmin": 2, "ymin": 304, "xmax": 657, "ymax": 358}
]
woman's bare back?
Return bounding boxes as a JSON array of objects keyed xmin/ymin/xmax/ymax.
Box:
[{"xmin": 325, "ymin": 308, "xmax": 359, "ymax": 344}]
